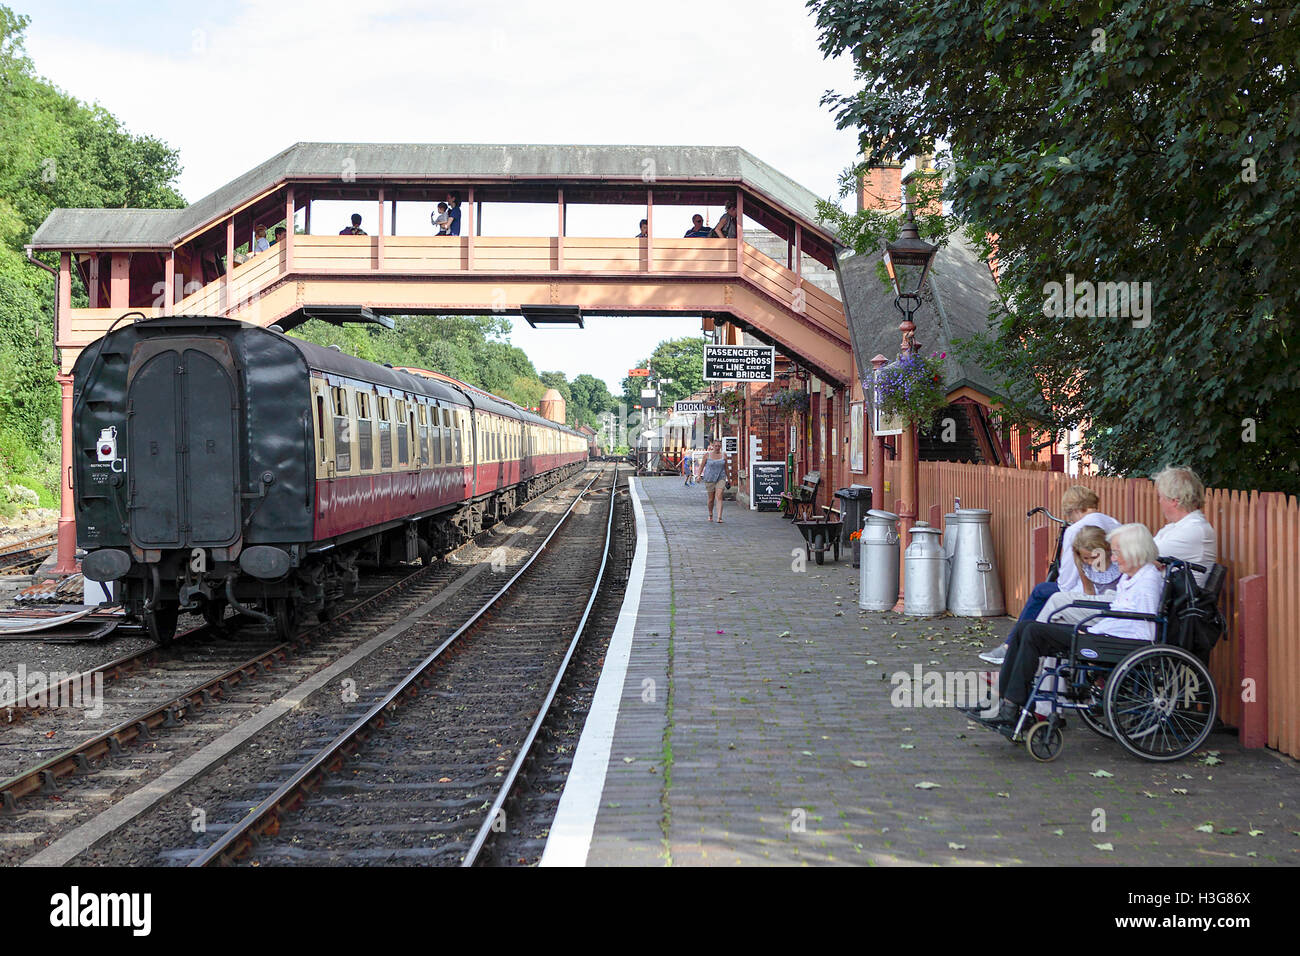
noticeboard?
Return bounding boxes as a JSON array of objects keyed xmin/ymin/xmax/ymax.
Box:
[
  {"xmin": 674, "ymin": 401, "xmax": 718, "ymax": 415},
  {"xmin": 751, "ymin": 461, "xmax": 787, "ymax": 511},
  {"xmin": 704, "ymin": 344, "xmax": 776, "ymax": 382}
]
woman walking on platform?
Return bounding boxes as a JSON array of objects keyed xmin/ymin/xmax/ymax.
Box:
[{"xmin": 698, "ymin": 440, "xmax": 727, "ymax": 522}]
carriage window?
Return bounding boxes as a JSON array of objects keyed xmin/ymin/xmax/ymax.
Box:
[
  {"xmin": 357, "ymin": 393, "xmax": 373, "ymax": 471},
  {"xmin": 315, "ymin": 394, "xmax": 328, "ymax": 462}
]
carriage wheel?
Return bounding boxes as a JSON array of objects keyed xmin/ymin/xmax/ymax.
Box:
[
  {"xmin": 143, "ymin": 601, "xmax": 180, "ymax": 644},
  {"xmin": 269, "ymin": 597, "xmax": 299, "ymax": 642},
  {"xmin": 1103, "ymin": 644, "xmax": 1217, "ymax": 762},
  {"xmin": 1025, "ymin": 720, "xmax": 1064, "ymax": 762},
  {"xmin": 813, "ymin": 532, "xmax": 826, "ymax": 565}
]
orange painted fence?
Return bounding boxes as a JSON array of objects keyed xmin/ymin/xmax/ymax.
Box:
[{"xmin": 882, "ymin": 460, "xmax": 1300, "ymax": 758}]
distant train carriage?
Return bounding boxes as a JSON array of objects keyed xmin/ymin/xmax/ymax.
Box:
[{"xmin": 72, "ymin": 316, "xmax": 588, "ymax": 641}]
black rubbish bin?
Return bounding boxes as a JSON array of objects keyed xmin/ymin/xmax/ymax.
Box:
[{"xmin": 834, "ymin": 485, "xmax": 873, "ymax": 550}]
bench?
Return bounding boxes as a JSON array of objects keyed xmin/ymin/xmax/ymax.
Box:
[{"xmin": 779, "ymin": 470, "xmax": 821, "ymax": 521}]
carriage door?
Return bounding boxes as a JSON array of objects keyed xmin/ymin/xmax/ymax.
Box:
[{"xmin": 127, "ymin": 340, "xmax": 241, "ymax": 551}]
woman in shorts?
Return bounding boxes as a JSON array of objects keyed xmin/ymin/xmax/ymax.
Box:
[{"xmin": 697, "ymin": 440, "xmax": 727, "ymax": 522}]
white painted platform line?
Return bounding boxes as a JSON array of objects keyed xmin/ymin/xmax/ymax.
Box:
[{"xmin": 539, "ymin": 476, "xmax": 649, "ymax": 867}]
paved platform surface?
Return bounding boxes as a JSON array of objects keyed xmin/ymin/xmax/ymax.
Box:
[{"xmin": 585, "ymin": 478, "xmax": 1299, "ymax": 866}]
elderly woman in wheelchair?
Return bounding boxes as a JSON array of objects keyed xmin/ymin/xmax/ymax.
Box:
[{"xmin": 963, "ymin": 523, "xmax": 1223, "ymax": 762}]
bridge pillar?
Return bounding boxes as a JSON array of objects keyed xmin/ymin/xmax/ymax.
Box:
[{"xmin": 55, "ymin": 372, "xmax": 78, "ymax": 574}]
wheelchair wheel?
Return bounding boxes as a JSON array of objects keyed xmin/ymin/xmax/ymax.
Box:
[
  {"xmin": 1025, "ymin": 720, "xmax": 1064, "ymax": 762},
  {"xmin": 1077, "ymin": 683, "xmax": 1115, "ymax": 739},
  {"xmin": 1103, "ymin": 644, "xmax": 1217, "ymax": 762}
]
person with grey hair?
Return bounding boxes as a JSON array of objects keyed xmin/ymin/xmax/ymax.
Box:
[
  {"xmin": 971, "ymin": 523, "xmax": 1165, "ymax": 728},
  {"xmin": 1152, "ymin": 465, "xmax": 1216, "ymax": 586}
]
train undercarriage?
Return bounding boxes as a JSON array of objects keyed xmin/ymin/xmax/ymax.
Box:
[{"xmin": 110, "ymin": 462, "xmax": 585, "ymax": 643}]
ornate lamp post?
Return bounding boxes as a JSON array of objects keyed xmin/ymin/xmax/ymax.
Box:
[{"xmin": 882, "ymin": 206, "xmax": 938, "ymax": 604}]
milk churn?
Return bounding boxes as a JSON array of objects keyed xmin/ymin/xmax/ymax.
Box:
[
  {"xmin": 944, "ymin": 508, "xmax": 1006, "ymax": 616},
  {"xmin": 903, "ymin": 522, "xmax": 945, "ymax": 617},
  {"xmin": 858, "ymin": 509, "xmax": 900, "ymax": 611}
]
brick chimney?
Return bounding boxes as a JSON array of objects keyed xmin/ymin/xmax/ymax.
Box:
[
  {"xmin": 902, "ymin": 154, "xmax": 942, "ymax": 218},
  {"xmin": 858, "ymin": 155, "xmax": 903, "ymax": 212}
]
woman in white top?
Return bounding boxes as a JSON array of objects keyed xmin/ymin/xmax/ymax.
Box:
[
  {"xmin": 977, "ymin": 523, "xmax": 1164, "ymax": 727},
  {"xmin": 1151, "ymin": 466, "xmax": 1216, "ymax": 586}
]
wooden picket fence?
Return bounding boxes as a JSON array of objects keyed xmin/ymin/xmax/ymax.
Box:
[{"xmin": 882, "ymin": 461, "xmax": 1300, "ymax": 758}]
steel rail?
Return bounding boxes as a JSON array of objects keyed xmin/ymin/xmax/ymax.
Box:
[
  {"xmin": 190, "ymin": 466, "xmax": 611, "ymax": 867},
  {"xmin": 461, "ymin": 465, "xmax": 618, "ymax": 866},
  {"xmin": 0, "ymin": 565, "xmax": 435, "ymax": 811}
]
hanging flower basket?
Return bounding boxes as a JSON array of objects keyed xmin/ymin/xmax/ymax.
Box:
[
  {"xmin": 876, "ymin": 352, "xmax": 948, "ymax": 427},
  {"xmin": 716, "ymin": 389, "xmax": 747, "ymax": 414},
  {"xmin": 774, "ymin": 388, "xmax": 810, "ymax": 415}
]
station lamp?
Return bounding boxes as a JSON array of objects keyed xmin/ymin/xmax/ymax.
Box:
[{"xmin": 882, "ymin": 206, "xmax": 938, "ymax": 335}]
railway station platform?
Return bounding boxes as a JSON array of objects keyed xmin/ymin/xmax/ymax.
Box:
[{"xmin": 542, "ymin": 477, "xmax": 1299, "ymax": 867}]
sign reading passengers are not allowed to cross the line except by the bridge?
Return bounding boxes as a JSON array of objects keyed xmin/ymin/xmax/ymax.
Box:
[{"xmin": 703, "ymin": 344, "xmax": 775, "ymax": 382}]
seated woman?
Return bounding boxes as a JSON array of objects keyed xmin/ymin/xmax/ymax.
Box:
[
  {"xmin": 976, "ymin": 523, "xmax": 1163, "ymax": 728},
  {"xmin": 1035, "ymin": 525, "xmax": 1123, "ymax": 625},
  {"xmin": 979, "ymin": 485, "xmax": 1119, "ymax": 664}
]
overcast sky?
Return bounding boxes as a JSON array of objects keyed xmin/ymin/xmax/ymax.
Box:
[{"xmin": 16, "ymin": 0, "xmax": 861, "ymax": 394}]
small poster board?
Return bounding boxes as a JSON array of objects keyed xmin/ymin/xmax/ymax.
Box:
[
  {"xmin": 722, "ymin": 436, "xmax": 738, "ymax": 455},
  {"xmin": 869, "ymin": 368, "xmax": 905, "ymax": 437},
  {"xmin": 751, "ymin": 460, "xmax": 787, "ymax": 511}
]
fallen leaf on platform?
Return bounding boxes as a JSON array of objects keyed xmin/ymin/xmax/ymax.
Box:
[
  {"xmin": 622, "ymin": 757, "xmax": 635, "ymax": 764},
  {"xmin": 1052, "ymin": 829, "xmax": 1064, "ymax": 836},
  {"xmin": 1249, "ymin": 829, "xmax": 1263, "ymax": 837},
  {"xmin": 1194, "ymin": 823, "xmax": 1214, "ymax": 833},
  {"xmin": 914, "ymin": 781, "xmax": 941, "ymax": 790},
  {"xmin": 900, "ymin": 744, "xmax": 914, "ymax": 750},
  {"xmin": 865, "ymin": 659, "xmax": 878, "ymax": 665},
  {"xmin": 1172, "ymin": 788, "xmax": 1189, "ymax": 795},
  {"xmin": 996, "ymin": 792, "xmax": 1010, "ymax": 798},
  {"xmin": 849, "ymin": 760, "xmax": 869, "ymax": 768},
  {"xmin": 1094, "ymin": 843, "xmax": 1114, "ymax": 852},
  {"xmin": 947, "ymin": 842, "xmax": 966, "ymax": 850},
  {"xmin": 1218, "ymin": 827, "xmax": 1239, "ymax": 835},
  {"xmin": 778, "ymin": 630, "xmax": 791, "ymax": 638},
  {"xmin": 1090, "ymin": 769, "xmax": 1114, "ymax": 778}
]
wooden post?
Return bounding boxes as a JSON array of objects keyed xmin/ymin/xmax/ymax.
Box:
[
  {"xmin": 1238, "ymin": 573, "xmax": 1268, "ymax": 748},
  {"xmin": 467, "ymin": 188, "xmax": 475, "ymax": 271},
  {"xmin": 55, "ymin": 372, "xmax": 78, "ymax": 574},
  {"xmin": 304, "ymin": 191, "xmax": 312, "ymax": 234},
  {"xmin": 225, "ymin": 217, "xmax": 234, "ymax": 314},
  {"xmin": 557, "ymin": 187, "xmax": 565, "ymax": 271},
  {"xmin": 866, "ymin": 354, "xmax": 887, "ymax": 507},
  {"xmin": 110, "ymin": 252, "xmax": 130, "ymax": 309},
  {"xmin": 164, "ymin": 251, "xmax": 174, "ymax": 316},
  {"xmin": 376, "ymin": 188, "xmax": 385, "ymax": 269},
  {"xmin": 735, "ymin": 189, "xmax": 744, "ymax": 275},
  {"xmin": 646, "ymin": 189, "xmax": 654, "ymax": 272},
  {"xmin": 88, "ymin": 254, "xmax": 99, "ymax": 308},
  {"xmin": 284, "ymin": 186, "xmax": 295, "ymax": 270}
]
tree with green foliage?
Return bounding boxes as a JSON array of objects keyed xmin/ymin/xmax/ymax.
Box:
[
  {"xmin": 568, "ymin": 373, "xmax": 616, "ymax": 428},
  {"xmin": 620, "ymin": 336, "xmax": 705, "ymax": 412},
  {"xmin": 0, "ymin": 6, "xmax": 185, "ymax": 514},
  {"xmin": 809, "ymin": 0, "xmax": 1300, "ymax": 493}
]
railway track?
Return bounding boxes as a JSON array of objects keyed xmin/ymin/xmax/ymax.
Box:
[
  {"xmin": 180, "ymin": 465, "xmax": 619, "ymax": 866},
  {"xmin": 0, "ymin": 532, "xmax": 57, "ymax": 574},
  {"xmin": 0, "ymin": 467, "xmax": 595, "ymax": 863}
]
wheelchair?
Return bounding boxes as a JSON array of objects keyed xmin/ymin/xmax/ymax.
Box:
[{"xmin": 990, "ymin": 558, "xmax": 1225, "ymax": 763}]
